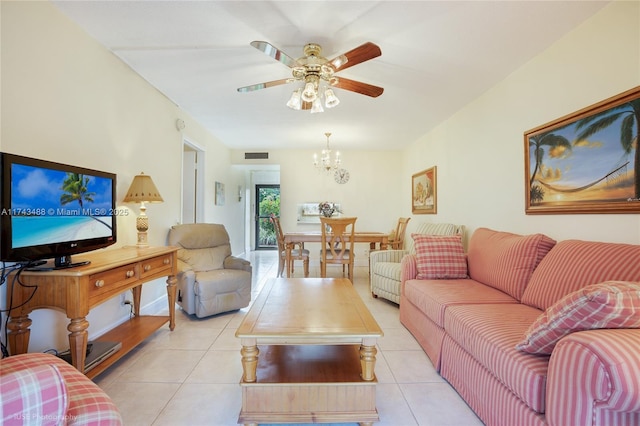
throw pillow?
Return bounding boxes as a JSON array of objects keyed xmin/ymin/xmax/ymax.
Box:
[
  {"xmin": 516, "ymin": 281, "xmax": 640, "ymax": 355},
  {"xmin": 0, "ymin": 364, "xmax": 68, "ymax": 426},
  {"xmin": 467, "ymin": 227, "xmax": 556, "ymax": 301},
  {"xmin": 412, "ymin": 234, "xmax": 468, "ymax": 280}
]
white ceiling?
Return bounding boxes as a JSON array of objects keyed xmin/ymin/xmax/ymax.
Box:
[{"xmin": 52, "ymin": 1, "xmax": 609, "ymax": 152}]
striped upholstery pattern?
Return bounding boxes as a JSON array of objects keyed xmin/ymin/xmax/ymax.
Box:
[
  {"xmin": 404, "ymin": 278, "xmax": 517, "ymax": 328},
  {"xmin": 517, "ymin": 281, "xmax": 640, "ymax": 354},
  {"xmin": 402, "ymin": 278, "xmax": 518, "ymax": 369},
  {"xmin": 440, "ymin": 334, "xmax": 546, "ymax": 426},
  {"xmin": 547, "ymin": 329, "xmax": 640, "ymax": 426},
  {"xmin": 400, "ymin": 252, "xmax": 418, "ymax": 286},
  {"xmin": 0, "ymin": 353, "xmax": 123, "ymax": 425},
  {"xmin": 467, "ymin": 228, "xmax": 556, "ymax": 301},
  {"xmin": 522, "ymin": 240, "xmax": 640, "ymax": 311},
  {"xmin": 444, "ymin": 304, "xmax": 549, "ymax": 413},
  {"xmin": 1, "ymin": 363, "xmax": 68, "ymax": 426},
  {"xmin": 369, "ymin": 250, "xmax": 408, "ymax": 303},
  {"xmin": 399, "ymin": 294, "xmax": 448, "ymax": 367},
  {"xmin": 370, "ymin": 250, "xmax": 408, "ymax": 280}
]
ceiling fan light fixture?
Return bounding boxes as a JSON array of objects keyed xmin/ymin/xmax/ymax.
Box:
[
  {"xmin": 324, "ymin": 89, "xmax": 340, "ymax": 108},
  {"xmin": 301, "ymin": 81, "xmax": 317, "ymax": 102},
  {"xmin": 310, "ymin": 97, "xmax": 324, "ymax": 114},
  {"xmin": 238, "ymin": 41, "xmax": 383, "ymax": 113},
  {"xmin": 286, "ymin": 88, "xmax": 302, "ymax": 110}
]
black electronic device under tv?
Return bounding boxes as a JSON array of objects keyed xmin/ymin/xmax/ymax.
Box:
[{"xmin": 0, "ymin": 152, "xmax": 117, "ymax": 269}]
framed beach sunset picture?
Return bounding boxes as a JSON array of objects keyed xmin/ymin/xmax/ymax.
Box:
[{"xmin": 525, "ymin": 86, "xmax": 640, "ymax": 214}]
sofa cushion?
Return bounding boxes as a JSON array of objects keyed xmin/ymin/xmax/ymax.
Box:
[
  {"xmin": 516, "ymin": 281, "xmax": 640, "ymax": 354},
  {"xmin": 403, "ymin": 278, "xmax": 518, "ymax": 327},
  {"xmin": 444, "ymin": 303, "xmax": 549, "ymax": 414},
  {"xmin": 405, "ymin": 222, "xmax": 462, "ymax": 254},
  {"xmin": 467, "ymin": 228, "xmax": 556, "ymax": 301},
  {"xmin": 412, "ymin": 234, "xmax": 468, "ymax": 280},
  {"xmin": 522, "ymin": 240, "xmax": 640, "ymax": 311},
  {"xmin": 1, "ymin": 363, "xmax": 68, "ymax": 426}
]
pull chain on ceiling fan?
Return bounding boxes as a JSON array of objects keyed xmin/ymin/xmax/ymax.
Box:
[{"xmin": 237, "ymin": 41, "xmax": 383, "ymax": 113}]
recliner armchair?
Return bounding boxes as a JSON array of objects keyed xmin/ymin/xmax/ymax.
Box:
[{"xmin": 168, "ymin": 223, "xmax": 252, "ymax": 318}]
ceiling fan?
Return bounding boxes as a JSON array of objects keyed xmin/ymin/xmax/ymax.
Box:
[{"xmin": 237, "ymin": 41, "xmax": 383, "ymax": 112}]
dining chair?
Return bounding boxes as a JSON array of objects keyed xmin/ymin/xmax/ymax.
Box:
[
  {"xmin": 270, "ymin": 214, "xmax": 309, "ymax": 277},
  {"xmin": 320, "ymin": 216, "xmax": 357, "ymax": 282},
  {"xmin": 388, "ymin": 217, "xmax": 411, "ymax": 249}
]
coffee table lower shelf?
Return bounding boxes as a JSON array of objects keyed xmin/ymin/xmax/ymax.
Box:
[{"xmin": 238, "ymin": 344, "xmax": 378, "ymax": 426}]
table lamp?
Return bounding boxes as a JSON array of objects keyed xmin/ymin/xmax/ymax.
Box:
[{"xmin": 123, "ymin": 172, "xmax": 164, "ymax": 246}]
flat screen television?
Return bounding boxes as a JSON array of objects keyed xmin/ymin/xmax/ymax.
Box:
[{"xmin": 1, "ymin": 152, "xmax": 117, "ymax": 269}]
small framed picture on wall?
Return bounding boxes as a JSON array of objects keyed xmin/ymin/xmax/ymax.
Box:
[
  {"xmin": 412, "ymin": 166, "xmax": 437, "ymax": 214},
  {"xmin": 215, "ymin": 181, "xmax": 225, "ymax": 206}
]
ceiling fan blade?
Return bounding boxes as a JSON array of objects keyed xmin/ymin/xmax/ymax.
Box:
[
  {"xmin": 250, "ymin": 40, "xmax": 300, "ymax": 68},
  {"xmin": 329, "ymin": 42, "xmax": 381, "ymax": 71},
  {"xmin": 237, "ymin": 78, "xmax": 293, "ymax": 93},
  {"xmin": 333, "ymin": 77, "xmax": 384, "ymax": 98}
]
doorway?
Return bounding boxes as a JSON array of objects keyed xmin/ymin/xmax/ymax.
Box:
[
  {"xmin": 182, "ymin": 140, "xmax": 205, "ymax": 224},
  {"xmin": 255, "ymin": 184, "xmax": 280, "ymax": 250}
]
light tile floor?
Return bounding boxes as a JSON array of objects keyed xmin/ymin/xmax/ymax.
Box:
[{"xmin": 95, "ymin": 250, "xmax": 484, "ymax": 426}]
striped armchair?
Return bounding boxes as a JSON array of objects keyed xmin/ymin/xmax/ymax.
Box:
[{"xmin": 369, "ymin": 222, "xmax": 464, "ymax": 303}]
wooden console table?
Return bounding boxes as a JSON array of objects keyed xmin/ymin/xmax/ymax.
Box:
[{"xmin": 6, "ymin": 246, "xmax": 178, "ymax": 378}]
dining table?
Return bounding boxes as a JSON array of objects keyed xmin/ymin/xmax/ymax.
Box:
[{"xmin": 283, "ymin": 231, "xmax": 389, "ymax": 278}]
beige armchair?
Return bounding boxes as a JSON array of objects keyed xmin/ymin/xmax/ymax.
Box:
[
  {"xmin": 369, "ymin": 222, "xmax": 464, "ymax": 304},
  {"xmin": 168, "ymin": 223, "xmax": 252, "ymax": 318}
]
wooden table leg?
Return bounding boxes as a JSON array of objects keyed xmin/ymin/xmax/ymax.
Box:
[
  {"xmin": 285, "ymin": 243, "xmax": 293, "ymax": 278},
  {"xmin": 68, "ymin": 316, "xmax": 90, "ymax": 373},
  {"xmin": 360, "ymin": 339, "xmax": 378, "ymax": 381},
  {"xmin": 240, "ymin": 339, "xmax": 259, "ymax": 382},
  {"xmin": 166, "ymin": 274, "xmax": 177, "ymax": 330},
  {"xmin": 132, "ymin": 285, "xmax": 142, "ymax": 316},
  {"xmin": 7, "ymin": 314, "xmax": 32, "ymax": 355}
]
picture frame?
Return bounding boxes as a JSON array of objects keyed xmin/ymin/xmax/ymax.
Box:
[
  {"xmin": 525, "ymin": 86, "xmax": 640, "ymax": 214},
  {"xmin": 412, "ymin": 166, "xmax": 437, "ymax": 214},
  {"xmin": 215, "ymin": 181, "xmax": 225, "ymax": 206}
]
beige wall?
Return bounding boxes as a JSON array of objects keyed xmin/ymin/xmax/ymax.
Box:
[
  {"xmin": 1, "ymin": 1, "xmax": 245, "ymax": 351},
  {"xmin": 401, "ymin": 1, "xmax": 640, "ymax": 245}
]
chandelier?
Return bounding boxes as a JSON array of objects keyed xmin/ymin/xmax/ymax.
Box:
[{"xmin": 313, "ymin": 132, "xmax": 341, "ymax": 172}]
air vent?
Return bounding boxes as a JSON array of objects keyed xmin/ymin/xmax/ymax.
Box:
[{"xmin": 245, "ymin": 152, "xmax": 269, "ymax": 160}]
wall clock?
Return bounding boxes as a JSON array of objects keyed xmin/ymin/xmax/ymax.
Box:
[{"xmin": 334, "ymin": 168, "xmax": 350, "ymax": 184}]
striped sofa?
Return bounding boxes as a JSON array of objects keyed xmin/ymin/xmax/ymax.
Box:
[
  {"xmin": 369, "ymin": 222, "xmax": 464, "ymax": 303},
  {"xmin": 400, "ymin": 227, "xmax": 640, "ymax": 426},
  {"xmin": 1, "ymin": 353, "xmax": 123, "ymax": 425}
]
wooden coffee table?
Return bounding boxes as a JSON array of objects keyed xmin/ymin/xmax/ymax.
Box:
[{"xmin": 235, "ymin": 277, "xmax": 383, "ymax": 426}]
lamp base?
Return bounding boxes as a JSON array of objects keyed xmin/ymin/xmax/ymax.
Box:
[
  {"xmin": 136, "ymin": 213, "xmax": 149, "ymax": 247},
  {"xmin": 136, "ymin": 231, "xmax": 149, "ymax": 247}
]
